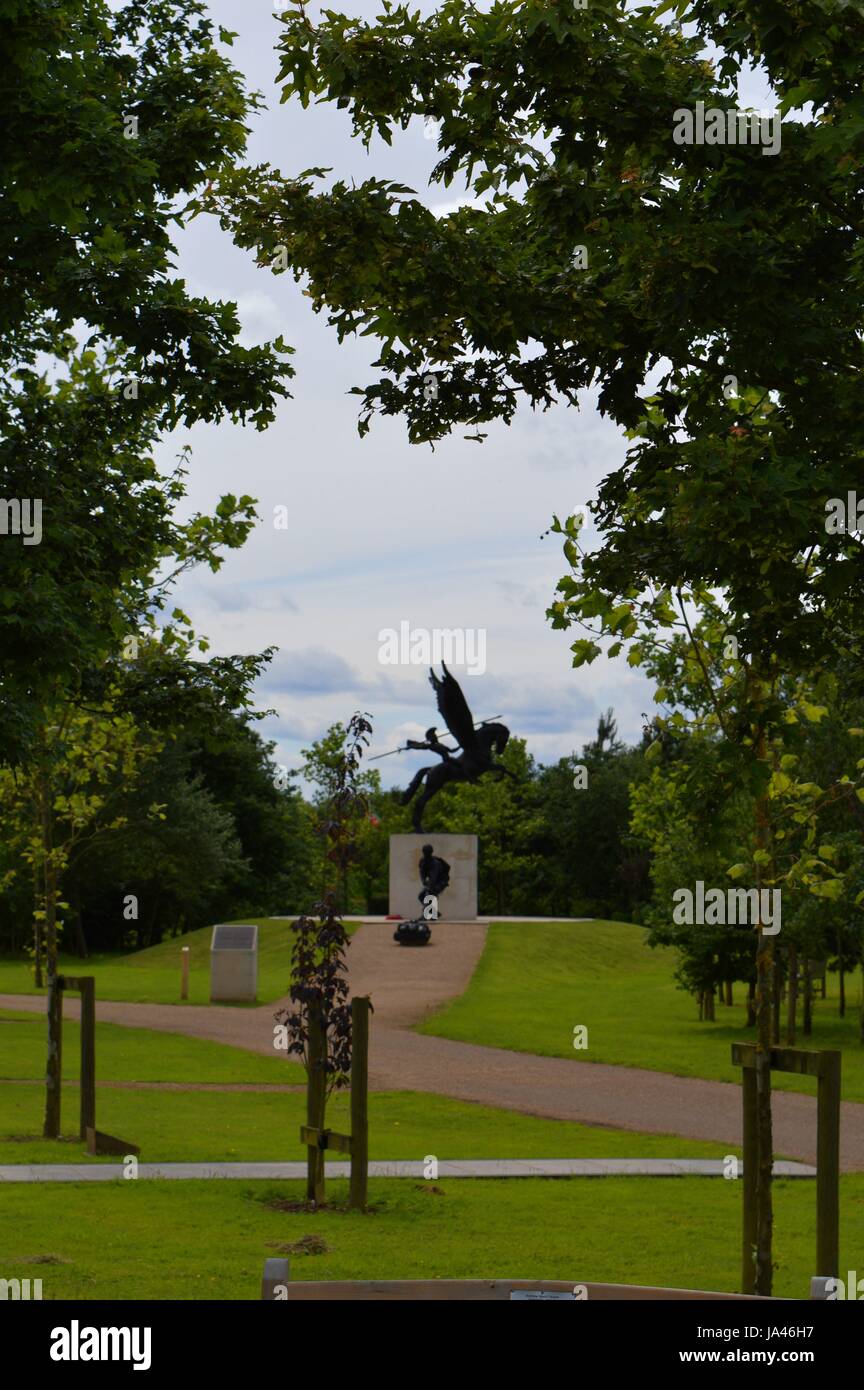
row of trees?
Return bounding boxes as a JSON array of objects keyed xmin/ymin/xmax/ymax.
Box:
[
  {"xmin": 0, "ymin": 665, "xmax": 318, "ymax": 964},
  {"xmin": 296, "ymin": 695, "xmax": 864, "ymax": 1057},
  {"xmin": 0, "ymin": 702, "xmax": 652, "ymax": 961},
  {"xmin": 631, "ymin": 620, "xmax": 864, "ymax": 1044}
]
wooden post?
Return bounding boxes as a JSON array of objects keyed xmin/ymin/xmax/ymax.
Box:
[
  {"xmin": 734, "ymin": 1042, "xmax": 840, "ymax": 1291},
  {"xmin": 349, "ymin": 996, "xmax": 370, "ymax": 1210},
  {"xmin": 180, "ymin": 946, "xmax": 190, "ymax": 1001},
  {"xmin": 262, "ymin": 1257, "xmax": 290, "ymax": 1300},
  {"xmin": 87, "ymin": 1127, "xmax": 139, "ymax": 1156},
  {"xmin": 816, "ymin": 1051, "xmax": 841, "ymax": 1278},
  {"xmin": 741, "ymin": 1065, "xmax": 758, "ymax": 1295},
  {"xmin": 306, "ymin": 1003, "xmax": 327, "ymax": 1205},
  {"xmin": 43, "ymin": 972, "xmax": 63, "ymax": 1139},
  {"xmin": 78, "ymin": 977, "xmax": 96, "ymax": 1141}
]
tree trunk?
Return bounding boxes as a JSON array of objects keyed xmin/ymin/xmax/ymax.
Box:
[
  {"xmin": 803, "ymin": 960, "xmax": 813, "ymax": 1037},
  {"xmin": 41, "ymin": 775, "xmax": 62, "ymax": 1140},
  {"xmin": 752, "ymin": 714, "xmax": 774, "ymax": 1298},
  {"xmin": 771, "ymin": 952, "xmax": 782, "ymax": 1045},
  {"xmin": 747, "ymin": 978, "xmax": 756, "ymax": 1027},
  {"xmin": 74, "ymin": 916, "xmax": 88, "ymax": 960},
  {"xmin": 786, "ymin": 943, "xmax": 798, "ymax": 1046},
  {"xmin": 33, "ymin": 871, "xmax": 44, "ymax": 989},
  {"xmin": 725, "ymin": 980, "xmax": 733, "ymax": 1006},
  {"xmin": 753, "ymin": 921, "xmax": 774, "ymax": 1294},
  {"xmin": 705, "ymin": 987, "xmax": 715, "ymax": 1021},
  {"xmin": 306, "ymin": 1000, "xmax": 327, "ymax": 1206}
]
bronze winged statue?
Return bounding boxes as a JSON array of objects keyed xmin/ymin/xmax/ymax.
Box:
[{"xmin": 400, "ymin": 664, "xmax": 513, "ymax": 832}]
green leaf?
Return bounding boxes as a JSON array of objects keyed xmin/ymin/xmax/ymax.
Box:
[
  {"xmin": 810, "ymin": 878, "xmax": 844, "ymax": 901},
  {"xmin": 799, "ymin": 702, "xmax": 828, "ymax": 723},
  {"xmin": 570, "ymin": 638, "xmax": 600, "ymax": 667}
]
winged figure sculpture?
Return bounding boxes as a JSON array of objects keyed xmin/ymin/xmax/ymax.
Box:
[{"xmin": 401, "ymin": 664, "xmax": 513, "ymax": 832}]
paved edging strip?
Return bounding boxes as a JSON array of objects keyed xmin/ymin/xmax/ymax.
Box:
[{"xmin": 0, "ymin": 1158, "xmax": 817, "ymax": 1183}]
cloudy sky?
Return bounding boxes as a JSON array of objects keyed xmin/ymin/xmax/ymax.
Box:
[{"xmin": 160, "ymin": 2, "xmax": 768, "ymax": 790}]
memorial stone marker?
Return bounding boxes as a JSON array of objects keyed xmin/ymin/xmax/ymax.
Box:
[{"xmin": 210, "ymin": 923, "xmax": 259, "ymax": 1002}]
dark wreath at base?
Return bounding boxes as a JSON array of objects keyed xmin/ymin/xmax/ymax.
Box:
[{"xmin": 393, "ymin": 919, "xmax": 432, "ymax": 947}]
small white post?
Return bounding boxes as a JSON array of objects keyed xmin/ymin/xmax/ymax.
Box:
[{"xmin": 180, "ymin": 946, "xmax": 190, "ymax": 1001}]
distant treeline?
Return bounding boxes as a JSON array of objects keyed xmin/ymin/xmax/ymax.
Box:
[{"xmin": 0, "ymin": 709, "xmax": 651, "ymax": 957}]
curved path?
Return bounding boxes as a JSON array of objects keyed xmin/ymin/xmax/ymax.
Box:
[{"xmin": 3, "ymin": 922, "xmax": 864, "ymax": 1170}]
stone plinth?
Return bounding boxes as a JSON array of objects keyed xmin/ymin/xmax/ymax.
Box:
[{"xmin": 389, "ymin": 834, "xmax": 478, "ymax": 921}]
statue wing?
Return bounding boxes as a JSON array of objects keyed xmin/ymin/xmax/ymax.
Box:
[{"xmin": 429, "ymin": 663, "xmax": 476, "ymax": 750}]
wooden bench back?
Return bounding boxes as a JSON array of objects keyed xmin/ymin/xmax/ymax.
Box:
[{"xmin": 262, "ymin": 1265, "xmax": 774, "ymax": 1301}]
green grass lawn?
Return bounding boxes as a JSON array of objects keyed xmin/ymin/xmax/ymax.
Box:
[
  {"xmin": 0, "ymin": 1009, "xmax": 305, "ymax": 1085},
  {"xmin": 4, "ymin": 918, "xmax": 861, "ymax": 1303},
  {"xmin": 1, "ymin": 1006, "xmax": 749, "ymax": 1168},
  {"xmin": 0, "ymin": 917, "xmax": 356, "ymax": 1006},
  {"xmin": 0, "ymin": 1082, "xmax": 743, "ymax": 1165},
  {"xmin": 2, "ymin": 1174, "xmax": 861, "ymax": 1300},
  {"xmin": 421, "ymin": 921, "xmax": 864, "ymax": 1101}
]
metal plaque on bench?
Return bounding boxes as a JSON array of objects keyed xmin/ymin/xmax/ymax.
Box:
[{"xmin": 510, "ymin": 1291, "xmax": 577, "ymax": 1300}]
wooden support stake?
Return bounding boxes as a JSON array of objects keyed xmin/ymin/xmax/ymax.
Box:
[
  {"xmin": 733, "ymin": 1042, "xmax": 842, "ymax": 1292},
  {"xmin": 349, "ymin": 996, "xmax": 370, "ymax": 1210},
  {"xmin": 306, "ymin": 1004, "xmax": 327, "ymax": 1205},
  {"xmin": 816, "ymin": 1051, "xmax": 841, "ymax": 1278},
  {"xmin": 300, "ymin": 1126, "xmax": 352, "ymax": 1155},
  {"xmin": 86, "ymin": 1127, "xmax": 140, "ymax": 1157},
  {"xmin": 741, "ymin": 1064, "xmax": 758, "ymax": 1296},
  {"xmin": 181, "ymin": 946, "xmax": 190, "ymax": 1001},
  {"xmin": 43, "ymin": 973, "xmax": 63, "ymax": 1139},
  {"xmin": 78, "ymin": 976, "xmax": 96, "ymax": 1141},
  {"xmin": 732, "ymin": 1042, "xmax": 822, "ymax": 1079}
]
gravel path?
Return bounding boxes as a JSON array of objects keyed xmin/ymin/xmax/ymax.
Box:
[{"xmin": 3, "ymin": 921, "xmax": 864, "ymax": 1170}]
